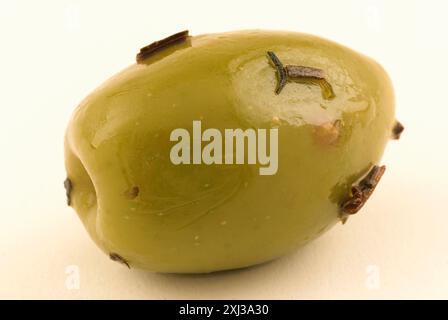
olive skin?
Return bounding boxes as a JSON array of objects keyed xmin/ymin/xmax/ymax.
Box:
[{"xmin": 64, "ymin": 30, "xmax": 395, "ymax": 273}]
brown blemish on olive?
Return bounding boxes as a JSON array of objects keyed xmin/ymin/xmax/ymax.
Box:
[
  {"xmin": 124, "ymin": 186, "xmax": 139, "ymax": 199},
  {"xmin": 64, "ymin": 177, "xmax": 72, "ymax": 206},
  {"xmin": 109, "ymin": 253, "xmax": 130, "ymax": 269},
  {"xmin": 271, "ymin": 116, "xmax": 281, "ymax": 126},
  {"xmin": 136, "ymin": 30, "xmax": 189, "ymax": 63},
  {"xmin": 340, "ymin": 165, "xmax": 386, "ymax": 223},
  {"xmin": 313, "ymin": 120, "xmax": 342, "ymax": 146},
  {"xmin": 267, "ymin": 51, "xmax": 335, "ymax": 99},
  {"xmin": 391, "ymin": 120, "xmax": 404, "ymax": 140}
]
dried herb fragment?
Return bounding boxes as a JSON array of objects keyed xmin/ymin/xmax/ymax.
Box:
[
  {"xmin": 267, "ymin": 51, "xmax": 335, "ymax": 99},
  {"xmin": 315, "ymin": 78, "xmax": 336, "ymax": 100},
  {"xmin": 267, "ymin": 51, "xmax": 287, "ymax": 94},
  {"xmin": 136, "ymin": 30, "xmax": 189, "ymax": 63},
  {"xmin": 109, "ymin": 253, "xmax": 130, "ymax": 268},
  {"xmin": 391, "ymin": 120, "xmax": 404, "ymax": 140},
  {"xmin": 285, "ymin": 65, "xmax": 325, "ymax": 79},
  {"xmin": 64, "ymin": 177, "xmax": 72, "ymax": 206},
  {"xmin": 340, "ymin": 165, "xmax": 386, "ymax": 223}
]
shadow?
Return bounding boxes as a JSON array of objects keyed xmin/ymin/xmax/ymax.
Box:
[{"xmin": 126, "ymin": 240, "xmax": 329, "ymax": 299}]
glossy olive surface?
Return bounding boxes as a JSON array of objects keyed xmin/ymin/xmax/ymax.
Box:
[{"xmin": 64, "ymin": 30, "xmax": 395, "ymax": 273}]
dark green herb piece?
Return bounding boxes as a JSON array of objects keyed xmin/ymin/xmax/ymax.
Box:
[{"xmin": 267, "ymin": 51, "xmax": 287, "ymax": 94}]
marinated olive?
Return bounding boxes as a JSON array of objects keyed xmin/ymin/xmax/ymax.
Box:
[{"xmin": 64, "ymin": 30, "xmax": 399, "ymax": 273}]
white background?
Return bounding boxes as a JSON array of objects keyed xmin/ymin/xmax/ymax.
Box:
[{"xmin": 0, "ymin": 0, "xmax": 447, "ymax": 299}]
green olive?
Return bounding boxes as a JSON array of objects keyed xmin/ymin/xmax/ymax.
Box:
[{"xmin": 64, "ymin": 30, "xmax": 397, "ymax": 273}]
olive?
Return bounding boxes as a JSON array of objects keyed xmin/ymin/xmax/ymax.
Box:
[{"xmin": 64, "ymin": 30, "xmax": 398, "ymax": 273}]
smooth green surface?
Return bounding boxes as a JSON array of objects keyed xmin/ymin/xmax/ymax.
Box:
[{"xmin": 64, "ymin": 30, "xmax": 395, "ymax": 273}]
